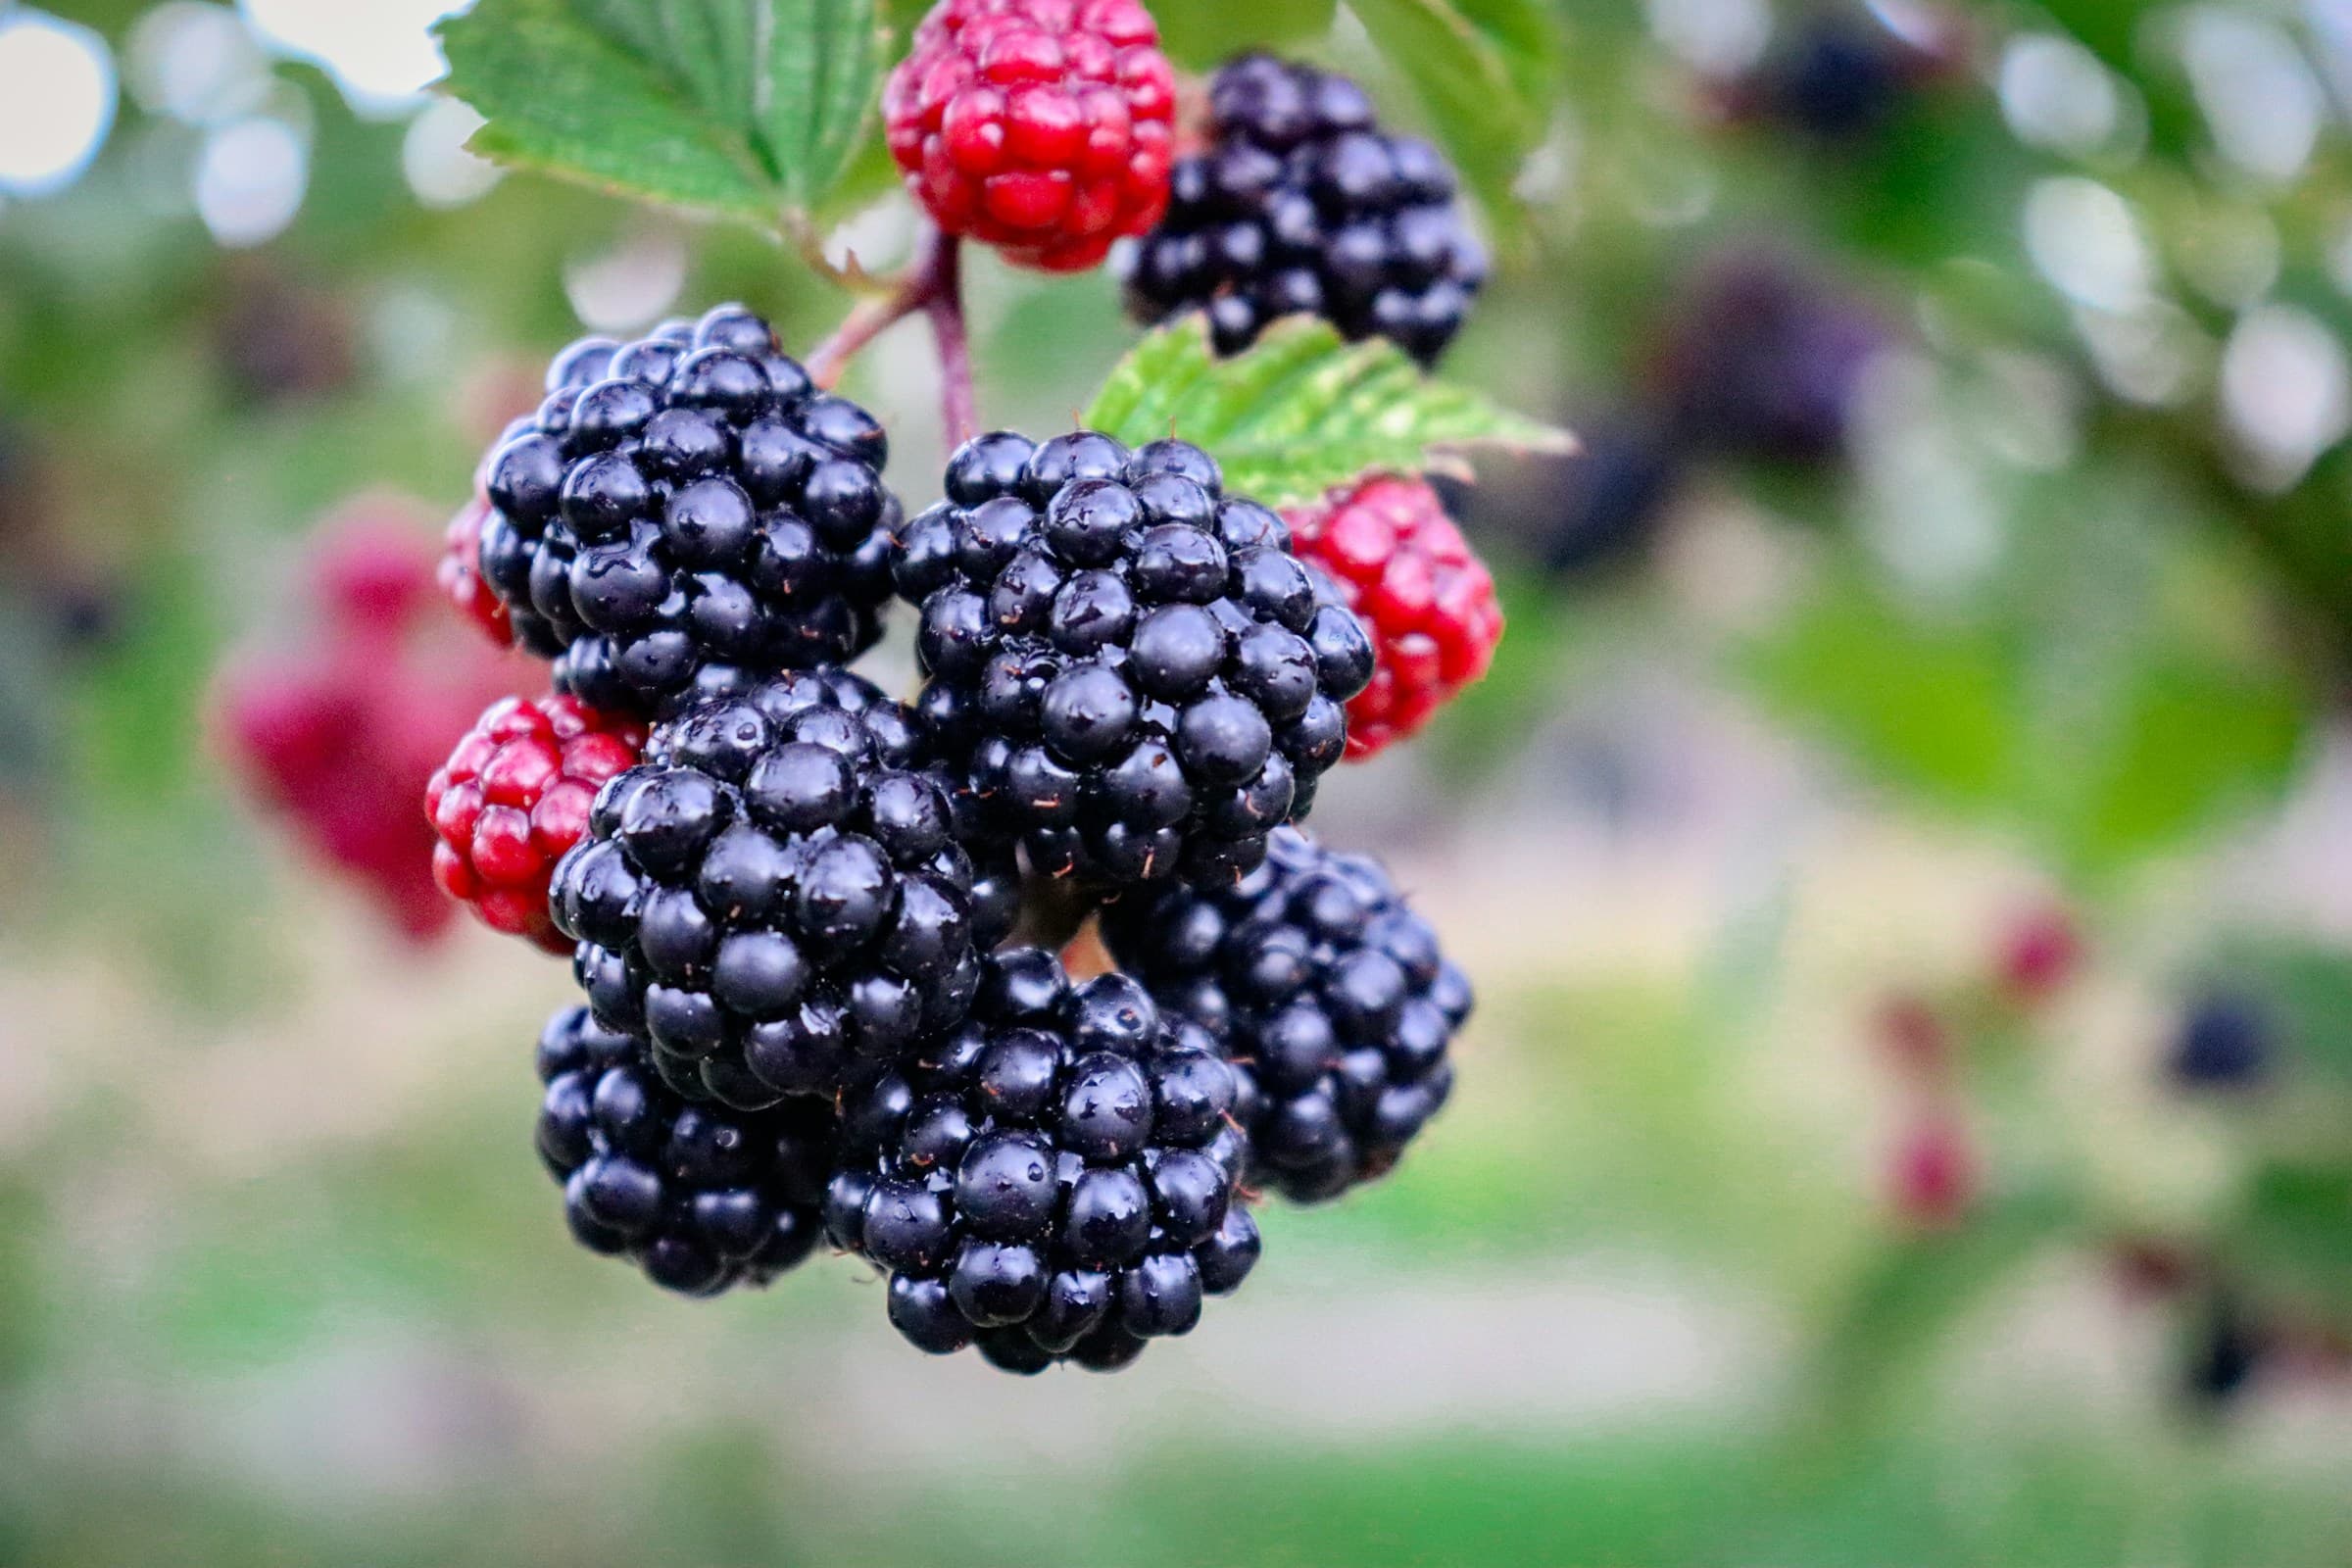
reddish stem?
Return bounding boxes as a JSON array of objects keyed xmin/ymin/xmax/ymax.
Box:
[
  {"xmin": 923, "ymin": 234, "xmax": 976, "ymax": 448},
  {"xmin": 802, "ymin": 225, "xmax": 977, "ymax": 449}
]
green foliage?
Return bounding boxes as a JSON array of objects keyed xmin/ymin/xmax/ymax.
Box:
[
  {"xmin": 1740, "ymin": 498, "xmax": 2313, "ymax": 877},
  {"xmin": 1344, "ymin": 0, "xmax": 1561, "ymax": 247},
  {"xmin": 1082, "ymin": 316, "xmax": 1572, "ymax": 506},
  {"xmin": 434, "ymin": 0, "xmax": 885, "ymax": 230},
  {"xmin": 1153, "ymin": 0, "xmax": 1339, "ymax": 69}
]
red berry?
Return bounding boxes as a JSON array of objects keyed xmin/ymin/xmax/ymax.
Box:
[
  {"xmin": 1995, "ymin": 905, "xmax": 2081, "ymax": 1005},
  {"xmin": 884, "ymin": 0, "xmax": 1174, "ymax": 271},
  {"xmin": 311, "ymin": 501, "xmax": 437, "ymax": 640},
  {"xmin": 425, "ymin": 693, "xmax": 646, "ymax": 954},
  {"xmin": 438, "ymin": 490, "xmax": 512, "ymax": 648},
  {"xmin": 1886, "ymin": 1111, "xmax": 1976, "ymax": 1229},
  {"xmin": 1283, "ymin": 475, "xmax": 1504, "ymax": 760},
  {"xmin": 219, "ymin": 500, "xmax": 523, "ymax": 944}
]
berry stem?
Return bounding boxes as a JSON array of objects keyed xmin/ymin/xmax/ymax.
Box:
[
  {"xmin": 804, "ymin": 225, "xmax": 979, "ymax": 447},
  {"xmin": 923, "ymin": 233, "xmax": 977, "ymax": 449}
]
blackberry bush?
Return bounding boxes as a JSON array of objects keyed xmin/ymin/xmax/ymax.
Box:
[
  {"xmin": 884, "ymin": 0, "xmax": 1176, "ymax": 272},
  {"xmin": 1102, "ymin": 826, "xmax": 1470, "ymax": 1202},
  {"xmin": 474, "ymin": 304, "xmax": 901, "ymax": 716},
  {"xmin": 824, "ymin": 950, "xmax": 1262, "ymax": 1373},
  {"xmin": 550, "ymin": 668, "xmax": 1001, "ymax": 1109},
  {"xmin": 1121, "ymin": 54, "xmax": 1487, "ymax": 364},
  {"xmin": 535, "ymin": 1004, "xmax": 836, "ymax": 1296},
  {"xmin": 896, "ymin": 429, "xmax": 1375, "ymax": 888}
]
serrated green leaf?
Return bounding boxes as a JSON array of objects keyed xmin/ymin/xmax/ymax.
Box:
[
  {"xmin": 1346, "ymin": 0, "xmax": 1560, "ymax": 249},
  {"xmin": 1081, "ymin": 318, "xmax": 1572, "ymax": 506},
  {"xmin": 435, "ymin": 0, "xmax": 883, "ymax": 229}
]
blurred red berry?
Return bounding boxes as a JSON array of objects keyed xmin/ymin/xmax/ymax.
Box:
[
  {"xmin": 218, "ymin": 502, "xmax": 518, "ymax": 943},
  {"xmin": 1283, "ymin": 474, "xmax": 1504, "ymax": 760},
  {"xmin": 1996, "ymin": 905, "xmax": 2082, "ymax": 1005},
  {"xmin": 1886, "ymin": 1111, "xmax": 1976, "ymax": 1229},
  {"xmin": 884, "ymin": 0, "xmax": 1176, "ymax": 271},
  {"xmin": 1874, "ymin": 994, "xmax": 1948, "ymax": 1079},
  {"xmin": 426, "ymin": 694, "xmax": 645, "ymax": 954},
  {"xmin": 310, "ymin": 500, "xmax": 439, "ymax": 641}
]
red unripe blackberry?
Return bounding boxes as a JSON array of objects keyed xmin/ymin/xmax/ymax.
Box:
[
  {"xmin": 1886, "ymin": 1111, "xmax": 1975, "ymax": 1229},
  {"xmin": 1282, "ymin": 475, "xmax": 1502, "ymax": 760},
  {"xmin": 883, "ymin": 0, "xmax": 1176, "ymax": 272},
  {"xmin": 1995, "ymin": 906, "xmax": 2081, "ymax": 1005},
  {"xmin": 439, "ymin": 489, "xmax": 513, "ymax": 649},
  {"xmin": 311, "ymin": 504, "xmax": 439, "ymax": 639},
  {"xmin": 426, "ymin": 693, "xmax": 647, "ymax": 953}
]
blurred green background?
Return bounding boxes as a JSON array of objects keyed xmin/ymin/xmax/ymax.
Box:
[{"xmin": 5, "ymin": 0, "xmax": 2352, "ymax": 1563}]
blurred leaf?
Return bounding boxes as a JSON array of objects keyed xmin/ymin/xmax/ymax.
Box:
[
  {"xmin": 1154, "ymin": 0, "xmax": 1338, "ymax": 69},
  {"xmin": 1805, "ymin": 1186, "xmax": 2079, "ymax": 1428},
  {"xmin": 435, "ymin": 0, "xmax": 885, "ymax": 229},
  {"xmin": 2200, "ymin": 940, "xmax": 2352, "ymax": 1089},
  {"xmin": 2235, "ymin": 1161, "xmax": 2352, "ymax": 1315},
  {"xmin": 1742, "ymin": 576, "xmax": 2012, "ymax": 808},
  {"xmin": 1082, "ymin": 317, "xmax": 1572, "ymax": 506},
  {"xmin": 1345, "ymin": 0, "xmax": 1560, "ymax": 247},
  {"xmin": 1742, "ymin": 490, "xmax": 2313, "ymax": 876}
]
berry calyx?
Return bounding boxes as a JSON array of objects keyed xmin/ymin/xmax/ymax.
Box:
[
  {"xmin": 883, "ymin": 0, "xmax": 1176, "ymax": 272},
  {"xmin": 1122, "ymin": 53, "xmax": 1487, "ymax": 363},
  {"xmin": 1282, "ymin": 474, "xmax": 1502, "ymax": 760},
  {"xmin": 426, "ymin": 692, "xmax": 647, "ymax": 953}
]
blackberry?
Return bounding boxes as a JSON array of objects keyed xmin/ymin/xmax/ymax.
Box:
[
  {"xmin": 1119, "ymin": 54, "xmax": 1487, "ymax": 365},
  {"xmin": 549, "ymin": 667, "xmax": 1004, "ymax": 1109},
  {"xmin": 534, "ymin": 1004, "xmax": 835, "ymax": 1296},
  {"xmin": 825, "ymin": 950, "xmax": 1261, "ymax": 1372},
  {"xmin": 2171, "ymin": 993, "xmax": 2273, "ymax": 1090},
  {"xmin": 1102, "ymin": 826, "xmax": 1469, "ymax": 1202},
  {"xmin": 474, "ymin": 303, "xmax": 901, "ymax": 716},
  {"xmin": 896, "ymin": 430, "xmax": 1374, "ymax": 889}
]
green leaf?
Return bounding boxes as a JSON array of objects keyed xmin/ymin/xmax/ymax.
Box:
[
  {"xmin": 434, "ymin": 0, "xmax": 884, "ymax": 229},
  {"xmin": 2234, "ymin": 1162, "xmax": 2352, "ymax": 1317},
  {"xmin": 1345, "ymin": 0, "xmax": 1560, "ymax": 247},
  {"xmin": 1081, "ymin": 317, "xmax": 1572, "ymax": 507},
  {"xmin": 1802, "ymin": 1187, "xmax": 2079, "ymax": 1434},
  {"xmin": 1153, "ymin": 0, "xmax": 1338, "ymax": 70}
]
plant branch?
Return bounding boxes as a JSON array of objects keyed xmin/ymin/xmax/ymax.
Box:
[
  {"xmin": 924, "ymin": 233, "xmax": 977, "ymax": 448},
  {"xmin": 803, "ymin": 226, "xmax": 978, "ymax": 448}
]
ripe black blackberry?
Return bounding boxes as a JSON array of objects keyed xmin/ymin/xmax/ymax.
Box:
[
  {"xmin": 1102, "ymin": 826, "xmax": 1469, "ymax": 1202},
  {"xmin": 474, "ymin": 303, "xmax": 900, "ymax": 716},
  {"xmin": 534, "ymin": 1004, "xmax": 836, "ymax": 1296},
  {"xmin": 824, "ymin": 950, "xmax": 1262, "ymax": 1373},
  {"xmin": 551, "ymin": 667, "xmax": 1006, "ymax": 1110},
  {"xmin": 1119, "ymin": 54, "xmax": 1487, "ymax": 365},
  {"xmin": 896, "ymin": 429, "xmax": 1375, "ymax": 889}
]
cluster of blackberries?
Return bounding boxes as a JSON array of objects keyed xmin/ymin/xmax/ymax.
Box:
[
  {"xmin": 1121, "ymin": 54, "xmax": 1486, "ymax": 364},
  {"xmin": 473, "ymin": 304, "xmax": 900, "ymax": 718},
  {"xmin": 426, "ymin": 298, "xmax": 1475, "ymax": 1375}
]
